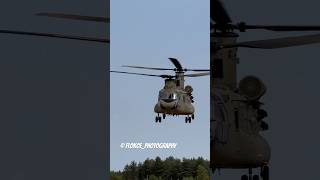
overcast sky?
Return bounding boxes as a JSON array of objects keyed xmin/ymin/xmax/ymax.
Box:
[{"xmin": 110, "ymin": 0, "xmax": 210, "ymax": 171}]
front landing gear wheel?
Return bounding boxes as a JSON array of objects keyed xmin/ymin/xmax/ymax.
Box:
[
  {"xmin": 191, "ymin": 114, "xmax": 194, "ymax": 120},
  {"xmin": 162, "ymin": 114, "xmax": 166, "ymax": 119},
  {"xmin": 241, "ymin": 175, "xmax": 248, "ymax": 180},
  {"xmin": 261, "ymin": 166, "xmax": 269, "ymax": 180}
]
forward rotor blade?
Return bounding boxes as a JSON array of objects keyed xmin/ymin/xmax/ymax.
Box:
[
  {"xmin": 168, "ymin": 58, "xmax": 183, "ymax": 71},
  {"xmin": 211, "ymin": 0, "xmax": 232, "ymax": 25},
  {"xmin": 184, "ymin": 72, "xmax": 210, "ymax": 77},
  {"xmin": 0, "ymin": 29, "xmax": 109, "ymax": 43},
  {"xmin": 123, "ymin": 65, "xmax": 209, "ymax": 72},
  {"xmin": 110, "ymin": 70, "xmax": 172, "ymax": 78},
  {"xmin": 221, "ymin": 33, "xmax": 320, "ymax": 49},
  {"xmin": 36, "ymin": 12, "xmax": 109, "ymax": 23},
  {"xmin": 122, "ymin": 65, "xmax": 174, "ymax": 71}
]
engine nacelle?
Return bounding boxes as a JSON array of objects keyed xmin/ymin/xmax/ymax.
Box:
[
  {"xmin": 239, "ymin": 76, "xmax": 266, "ymax": 101},
  {"xmin": 184, "ymin": 85, "xmax": 193, "ymax": 94}
]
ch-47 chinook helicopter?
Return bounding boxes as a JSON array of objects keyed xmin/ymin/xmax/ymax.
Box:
[
  {"xmin": 111, "ymin": 57, "xmax": 209, "ymax": 123},
  {"xmin": 0, "ymin": 12, "xmax": 109, "ymax": 43},
  {"xmin": 211, "ymin": 0, "xmax": 320, "ymax": 180}
]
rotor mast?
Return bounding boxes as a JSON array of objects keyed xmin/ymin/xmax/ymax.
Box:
[
  {"xmin": 211, "ymin": 32, "xmax": 239, "ymax": 90},
  {"xmin": 175, "ymin": 71, "xmax": 185, "ymax": 90}
]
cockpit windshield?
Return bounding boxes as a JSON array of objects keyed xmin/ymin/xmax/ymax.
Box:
[
  {"xmin": 158, "ymin": 91, "xmax": 178, "ymax": 101},
  {"xmin": 168, "ymin": 93, "xmax": 178, "ymax": 100}
]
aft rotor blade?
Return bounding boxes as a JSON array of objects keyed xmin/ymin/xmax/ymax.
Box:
[
  {"xmin": 0, "ymin": 29, "xmax": 109, "ymax": 43},
  {"xmin": 36, "ymin": 12, "xmax": 109, "ymax": 23},
  {"xmin": 122, "ymin": 65, "xmax": 174, "ymax": 71},
  {"xmin": 244, "ymin": 25, "xmax": 320, "ymax": 31},
  {"xmin": 185, "ymin": 69, "xmax": 210, "ymax": 72},
  {"xmin": 168, "ymin": 57, "xmax": 183, "ymax": 71},
  {"xmin": 221, "ymin": 33, "xmax": 320, "ymax": 49},
  {"xmin": 110, "ymin": 70, "xmax": 172, "ymax": 78},
  {"xmin": 211, "ymin": 0, "xmax": 232, "ymax": 25},
  {"xmin": 184, "ymin": 72, "xmax": 210, "ymax": 77}
]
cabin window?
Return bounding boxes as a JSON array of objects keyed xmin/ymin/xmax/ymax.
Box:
[
  {"xmin": 213, "ymin": 97, "xmax": 228, "ymax": 143},
  {"xmin": 214, "ymin": 103, "xmax": 225, "ymax": 122},
  {"xmin": 234, "ymin": 110, "xmax": 239, "ymax": 130}
]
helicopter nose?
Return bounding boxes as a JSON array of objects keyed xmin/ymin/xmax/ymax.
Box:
[
  {"xmin": 160, "ymin": 99, "xmax": 177, "ymax": 109},
  {"xmin": 162, "ymin": 98, "xmax": 176, "ymax": 103}
]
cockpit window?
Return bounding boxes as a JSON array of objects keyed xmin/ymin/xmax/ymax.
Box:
[{"xmin": 158, "ymin": 91, "xmax": 168, "ymax": 101}]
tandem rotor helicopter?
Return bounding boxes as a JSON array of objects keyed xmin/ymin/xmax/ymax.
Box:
[
  {"xmin": 111, "ymin": 57, "xmax": 209, "ymax": 123},
  {"xmin": 211, "ymin": 0, "xmax": 320, "ymax": 180}
]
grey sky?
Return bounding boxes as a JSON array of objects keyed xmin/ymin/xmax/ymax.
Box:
[
  {"xmin": 110, "ymin": 0, "xmax": 210, "ymax": 171},
  {"xmin": 0, "ymin": 0, "xmax": 108, "ymax": 179},
  {"xmin": 213, "ymin": 0, "xmax": 320, "ymax": 179}
]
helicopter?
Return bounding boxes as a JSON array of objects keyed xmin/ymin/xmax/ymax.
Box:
[
  {"xmin": 111, "ymin": 57, "xmax": 209, "ymax": 123},
  {"xmin": 211, "ymin": 0, "xmax": 320, "ymax": 180},
  {"xmin": 0, "ymin": 12, "xmax": 109, "ymax": 43}
]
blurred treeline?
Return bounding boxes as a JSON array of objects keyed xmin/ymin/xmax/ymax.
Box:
[{"xmin": 110, "ymin": 156, "xmax": 210, "ymax": 180}]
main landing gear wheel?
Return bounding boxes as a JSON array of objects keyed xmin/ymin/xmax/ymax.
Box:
[
  {"xmin": 241, "ymin": 175, "xmax": 248, "ymax": 180},
  {"xmin": 241, "ymin": 168, "xmax": 261, "ymax": 180},
  {"xmin": 253, "ymin": 175, "xmax": 260, "ymax": 180},
  {"xmin": 260, "ymin": 166, "xmax": 269, "ymax": 180},
  {"xmin": 185, "ymin": 117, "xmax": 191, "ymax": 123},
  {"xmin": 155, "ymin": 115, "xmax": 162, "ymax": 123}
]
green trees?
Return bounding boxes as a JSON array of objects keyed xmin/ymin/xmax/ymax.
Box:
[
  {"xmin": 110, "ymin": 156, "xmax": 209, "ymax": 180},
  {"xmin": 182, "ymin": 177, "xmax": 193, "ymax": 180},
  {"xmin": 110, "ymin": 171, "xmax": 123, "ymax": 180},
  {"xmin": 196, "ymin": 165, "xmax": 209, "ymax": 180},
  {"xmin": 154, "ymin": 157, "xmax": 164, "ymax": 177},
  {"xmin": 148, "ymin": 175, "xmax": 160, "ymax": 180}
]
